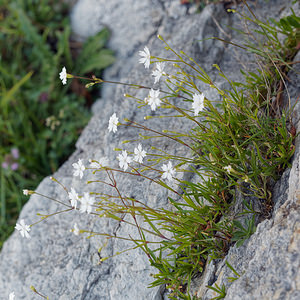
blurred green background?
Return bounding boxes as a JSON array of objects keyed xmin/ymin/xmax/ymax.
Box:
[{"xmin": 0, "ymin": 0, "xmax": 115, "ymax": 248}]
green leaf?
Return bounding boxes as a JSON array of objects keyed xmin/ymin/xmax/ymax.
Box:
[
  {"xmin": 286, "ymin": 15, "xmax": 300, "ymax": 28},
  {"xmin": 280, "ymin": 18, "xmax": 292, "ymax": 32},
  {"xmin": 81, "ymin": 28, "xmax": 111, "ymax": 57},
  {"xmin": 80, "ymin": 49, "xmax": 115, "ymax": 74},
  {"xmin": 1, "ymin": 71, "xmax": 33, "ymax": 111},
  {"xmin": 76, "ymin": 28, "xmax": 114, "ymax": 73}
]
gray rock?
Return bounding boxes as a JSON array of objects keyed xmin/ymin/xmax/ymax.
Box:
[
  {"xmin": 1, "ymin": 0, "xmax": 299, "ymax": 299},
  {"xmin": 284, "ymin": 51, "xmax": 300, "ymax": 127}
]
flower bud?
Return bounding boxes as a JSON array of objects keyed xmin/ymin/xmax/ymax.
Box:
[{"xmin": 157, "ymin": 34, "xmax": 163, "ymax": 41}]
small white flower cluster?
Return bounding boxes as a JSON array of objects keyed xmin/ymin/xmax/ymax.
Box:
[
  {"xmin": 9, "ymin": 292, "xmax": 15, "ymax": 300},
  {"xmin": 16, "ymin": 187, "xmax": 94, "ymax": 239},
  {"xmin": 138, "ymin": 46, "xmax": 205, "ymax": 116},
  {"xmin": 117, "ymin": 144, "xmax": 147, "ymax": 171},
  {"xmin": 116, "ymin": 146, "xmax": 176, "ymax": 182},
  {"xmin": 73, "ymin": 157, "xmax": 108, "ymax": 178},
  {"xmin": 138, "ymin": 47, "xmax": 164, "ymax": 111},
  {"xmin": 68, "ymin": 188, "xmax": 95, "ymax": 213},
  {"xmin": 139, "ymin": 47, "xmax": 166, "ymax": 84}
]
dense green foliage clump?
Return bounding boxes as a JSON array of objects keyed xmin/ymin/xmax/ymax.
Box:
[{"xmin": 0, "ymin": 0, "xmax": 114, "ymax": 248}]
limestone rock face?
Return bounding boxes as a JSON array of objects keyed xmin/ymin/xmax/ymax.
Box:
[{"xmin": 0, "ymin": 0, "xmax": 299, "ymax": 299}]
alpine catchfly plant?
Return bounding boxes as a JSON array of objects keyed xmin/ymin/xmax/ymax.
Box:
[{"xmin": 20, "ymin": 4, "xmax": 298, "ymax": 299}]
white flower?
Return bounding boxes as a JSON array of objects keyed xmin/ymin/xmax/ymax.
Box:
[
  {"xmin": 73, "ymin": 223, "xmax": 80, "ymax": 235},
  {"xmin": 139, "ymin": 46, "xmax": 151, "ymax": 69},
  {"xmin": 89, "ymin": 157, "xmax": 109, "ymax": 168},
  {"xmin": 59, "ymin": 66, "xmax": 67, "ymax": 85},
  {"xmin": 68, "ymin": 187, "xmax": 79, "ymax": 209},
  {"xmin": 80, "ymin": 192, "xmax": 95, "ymax": 214},
  {"xmin": 108, "ymin": 113, "xmax": 119, "ymax": 133},
  {"xmin": 9, "ymin": 292, "xmax": 15, "ymax": 300},
  {"xmin": 192, "ymin": 93, "xmax": 205, "ymax": 116},
  {"xmin": 117, "ymin": 150, "xmax": 132, "ymax": 171},
  {"xmin": 15, "ymin": 219, "xmax": 31, "ymax": 239},
  {"xmin": 224, "ymin": 165, "xmax": 233, "ymax": 174},
  {"xmin": 72, "ymin": 159, "xmax": 85, "ymax": 179},
  {"xmin": 23, "ymin": 189, "xmax": 29, "ymax": 196},
  {"xmin": 161, "ymin": 161, "xmax": 176, "ymax": 182},
  {"xmin": 134, "ymin": 144, "xmax": 146, "ymax": 163},
  {"xmin": 148, "ymin": 89, "xmax": 161, "ymax": 111},
  {"xmin": 152, "ymin": 62, "xmax": 165, "ymax": 84}
]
